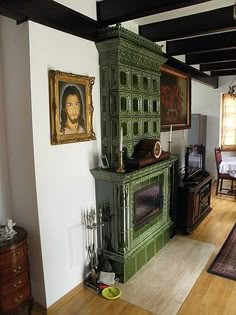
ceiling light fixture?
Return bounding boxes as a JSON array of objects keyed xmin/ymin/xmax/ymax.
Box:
[{"xmin": 228, "ymin": 76, "xmax": 236, "ymax": 100}]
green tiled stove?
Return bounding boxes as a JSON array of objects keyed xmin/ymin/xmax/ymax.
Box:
[{"xmin": 91, "ymin": 25, "xmax": 178, "ymax": 283}]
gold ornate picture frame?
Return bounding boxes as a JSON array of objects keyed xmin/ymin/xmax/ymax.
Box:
[
  {"xmin": 49, "ymin": 70, "xmax": 96, "ymax": 145},
  {"xmin": 160, "ymin": 66, "xmax": 191, "ymax": 131}
]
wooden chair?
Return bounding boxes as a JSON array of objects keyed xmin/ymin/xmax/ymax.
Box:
[{"xmin": 214, "ymin": 147, "xmax": 235, "ymax": 196}]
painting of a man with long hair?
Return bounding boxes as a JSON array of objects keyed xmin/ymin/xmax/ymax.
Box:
[
  {"xmin": 49, "ymin": 70, "xmax": 96, "ymax": 145},
  {"xmin": 60, "ymin": 85, "xmax": 85, "ymax": 135}
]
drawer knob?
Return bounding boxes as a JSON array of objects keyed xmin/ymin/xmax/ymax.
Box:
[
  {"xmin": 12, "ymin": 266, "xmax": 22, "ymax": 273},
  {"xmin": 13, "ymin": 280, "xmax": 22, "ymax": 288},
  {"xmin": 14, "ymin": 294, "xmax": 23, "ymax": 303}
]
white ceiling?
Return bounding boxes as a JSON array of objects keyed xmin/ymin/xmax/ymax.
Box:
[{"xmin": 134, "ymin": 0, "xmax": 235, "ymax": 25}]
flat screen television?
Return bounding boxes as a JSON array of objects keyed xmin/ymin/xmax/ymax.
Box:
[{"xmin": 184, "ymin": 145, "xmax": 205, "ymax": 180}]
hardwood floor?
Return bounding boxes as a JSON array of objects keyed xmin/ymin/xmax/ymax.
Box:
[
  {"xmin": 32, "ymin": 184, "xmax": 236, "ymax": 315},
  {"xmin": 178, "ymin": 187, "xmax": 236, "ymax": 315}
]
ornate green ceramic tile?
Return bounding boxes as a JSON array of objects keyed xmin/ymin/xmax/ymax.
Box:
[
  {"xmin": 137, "ymin": 248, "xmax": 146, "ymax": 271},
  {"xmin": 92, "ymin": 25, "xmax": 177, "ymax": 283},
  {"xmin": 100, "ymin": 67, "xmax": 109, "ymax": 91},
  {"xmin": 147, "ymin": 241, "xmax": 155, "ymax": 261},
  {"xmin": 124, "ymin": 256, "xmax": 136, "ymax": 282},
  {"xmin": 102, "ymin": 225, "xmax": 171, "ymax": 283},
  {"xmin": 131, "ymin": 94, "xmax": 142, "ymax": 114},
  {"xmin": 131, "ymin": 69, "xmax": 142, "ymax": 91},
  {"xmin": 96, "ymin": 25, "xmax": 166, "ymax": 167}
]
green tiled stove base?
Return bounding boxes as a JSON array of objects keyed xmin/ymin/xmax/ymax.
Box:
[{"xmin": 109, "ymin": 225, "xmax": 171, "ymax": 283}]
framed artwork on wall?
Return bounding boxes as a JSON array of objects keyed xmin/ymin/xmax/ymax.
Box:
[
  {"xmin": 160, "ymin": 65, "xmax": 191, "ymax": 131},
  {"xmin": 49, "ymin": 70, "xmax": 96, "ymax": 145}
]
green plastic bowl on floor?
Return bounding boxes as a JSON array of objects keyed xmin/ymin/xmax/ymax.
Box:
[{"xmin": 102, "ymin": 287, "xmax": 121, "ymax": 300}]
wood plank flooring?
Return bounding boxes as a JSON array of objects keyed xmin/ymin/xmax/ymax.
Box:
[
  {"xmin": 33, "ymin": 184, "xmax": 236, "ymax": 315},
  {"xmin": 178, "ymin": 188, "xmax": 236, "ymax": 315}
]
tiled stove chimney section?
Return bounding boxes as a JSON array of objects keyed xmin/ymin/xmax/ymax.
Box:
[{"xmin": 91, "ymin": 25, "xmax": 178, "ymax": 282}]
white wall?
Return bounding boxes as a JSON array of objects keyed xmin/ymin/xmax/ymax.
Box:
[
  {"xmin": 0, "ymin": 27, "xmax": 12, "ymax": 221},
  {"xmin": 191, "ymin": 76, "xmax": 234, "ymax": 177},
  {"xmin": 0, "ymin": 0, "xmax": 100, "ymax": 308},
  {"xmin": 28, "ymin": 21, "xmax": 100, "ymax": 306},
  {"xmin": 0, "ymin": 17, "xmax": 46, "ymax": 305},
  {"xmin": 161, "ymin": 129, "xmax": 187, "ymax": 169}
]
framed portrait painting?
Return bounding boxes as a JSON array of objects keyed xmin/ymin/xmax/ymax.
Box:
[
  {"xmin": 160, "ymin": 66, "xmax": 191, "ymax": 131},
  {"xmin": 49, "ymin": 70, "xmax": 96, "ymax": 145}
]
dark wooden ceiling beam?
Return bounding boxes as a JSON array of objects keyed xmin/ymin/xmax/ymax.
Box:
[
  {"xmin": 96, "ymin": 0, "xmax": 213, "ymax": 26},
  {"xmin": 139, "ymin": 5, "xmax": 236, "ymax": 42},
  {"xmin": 186, "ymin": 49, "xmax": 236, "ymax": 64},
  {"xmin": 166, "ymin": 31, "xmax": 236, "ymax": 55},
  {"xmin": 0, "ymin": 0, "xmax": 228, "ymax": 86},
  {"xmin": 164, "ymin": 55, "xmax": 218, "ymax": 88},
  {"xmin": 0, "ymin": 5, "xmax": 27, "ymax": 22},
  {"xmin": 211, "ymin": 69, "xmax": 236, "ymax": 76},
  {"xmin": 0, "ymin": 0, "xmax": 98, "ymax": 41},
  {"xmin": 200, "ymin": 61, "xmax": 236, "ymax": 71}
]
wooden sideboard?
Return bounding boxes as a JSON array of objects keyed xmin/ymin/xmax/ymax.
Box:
[
  {"xmin": 177, "ymin": 174, "xmax": 213, "ymax": 234},
  {"xmin": 0, "ymin": 226, "xmax": 32, "ymax": 314}
]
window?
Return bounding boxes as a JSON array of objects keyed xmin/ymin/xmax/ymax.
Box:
[{"xmin": 220, "ymin": 93, "xmax": 236, "ymax": 150}]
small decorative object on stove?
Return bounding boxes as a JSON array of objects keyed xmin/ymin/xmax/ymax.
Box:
[
  {"xmin": 0, "ymin": 218, "xmax": 17, "ymax": 242},
  {"xmin": 169, "ymin": 125, "xmax": 173, "ymax": 142},
  {"xmin": 168, "ymin": 140, "xmax": 172, "ymax": 153},
  {"xmin": 117, "ymin": 150, "xmax": 125, "ymax": 173},
  {"xmin": 133, "ymin": 139, "xmax": 162, "ymax": 159},
  {"xmin": 100, "ymin": 155, "xmax": 109, "ymax": 169},
  {"xmin": 168, "ymin": 125, "xmax": 173, "ymax": 153},
  {"xmin": 119, "ymin": 127, "xmax": 123, "ymax": 152},
  {"xmin": 125, "ymin": 139, "xmax": 170, "ymax": 170},
  {"xmin": 117, "ymin": 127, "xmax": 125, "ymax": 173}
]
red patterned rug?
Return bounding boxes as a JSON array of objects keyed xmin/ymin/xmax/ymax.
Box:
[{"xmin": 208, "ymin": 223, "xmax": 236, "ymax": 281}]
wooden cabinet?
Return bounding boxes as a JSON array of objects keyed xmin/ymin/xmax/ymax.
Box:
[
  {"xmin": 177, "ymin": 175, "xmax": 213, "ymax": 234},
  {"xmin": 0, "ymin": 226, "xmax": 32, "ymax": 314}
]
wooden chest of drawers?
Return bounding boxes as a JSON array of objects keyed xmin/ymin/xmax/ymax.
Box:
[{"xmin": 0, "ymin": 226, "xmax": 32, "ymax": 314}]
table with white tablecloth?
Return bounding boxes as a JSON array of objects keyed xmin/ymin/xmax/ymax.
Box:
[
  {"xmin": 219, "ymin": 157, "xmax": 236, "ymax": 177},
  {"xmin": 218, "ymin": 157, "xmax": 236, "ymax": 197}
]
